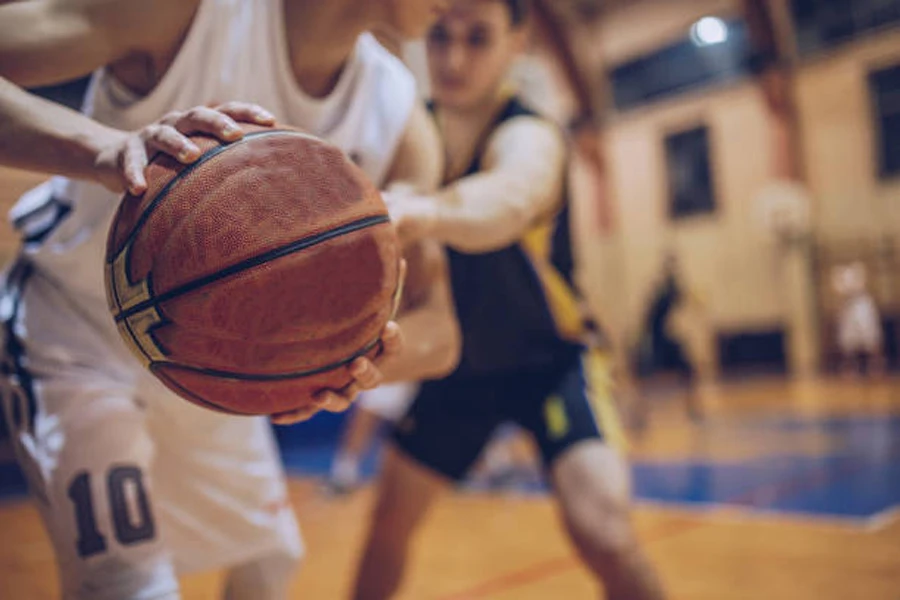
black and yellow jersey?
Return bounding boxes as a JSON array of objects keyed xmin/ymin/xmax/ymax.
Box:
[{"xmin": 436, "ymin": 97, "xmax": 585, "ymax": 377}]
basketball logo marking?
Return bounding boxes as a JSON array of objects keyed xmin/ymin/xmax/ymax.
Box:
[{"xmin": 107, "ymin": 246, "xmax": 166, "ymax": 366}]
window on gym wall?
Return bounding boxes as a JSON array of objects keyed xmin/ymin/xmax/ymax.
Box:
[
  {"xmin": 791, "ymin": 0, "xmax": 900, "ymax": 55},
  {"xmin": 610, "ymin": 18, "xmax": 753, "ymax": 112},
  {"xmin": 870, "ymin": 63, "xmax": 900, "ymax": 179},
  {"xmin": 665, "ymin": 126, "xmax": 717, "ymax": 220}
]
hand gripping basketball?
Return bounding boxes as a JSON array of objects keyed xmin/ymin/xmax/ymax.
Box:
[{"xmin": 94, "ymin": 102, "xmax": 276, "ymax": 195}]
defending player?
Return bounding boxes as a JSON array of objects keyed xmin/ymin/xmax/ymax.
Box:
[
  {"xmin": 0, "ymin": 1, "xmax": 456, "ymax": 598},
  {"xmin": 352, "ymin": 2, "xmax": 665, "ymax": 599}
]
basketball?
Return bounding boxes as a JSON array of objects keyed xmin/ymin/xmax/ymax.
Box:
[{"xmin": 104, "ymin": 124, "xmax": 402, "ymax": 416}]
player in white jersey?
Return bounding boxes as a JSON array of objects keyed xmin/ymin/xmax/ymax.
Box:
[
  {"xmin": 0, "ymin": 1, "xmax": 457, "ymax": 599},
  {"xmin": 832, "ymin": 262, "xmax": 885, "ymax": 378}
]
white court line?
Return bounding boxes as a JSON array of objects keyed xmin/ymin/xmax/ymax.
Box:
[
  {"xmin": 864, "ymin": 505, "xmax": 900, "ymax": 532},
  {"xmin": 634, "ymin": 498, "xmax": 887, "ymax": 532}
]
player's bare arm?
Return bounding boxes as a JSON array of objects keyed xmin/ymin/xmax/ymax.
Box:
[
  {"xmin": 0, "ymin": 76, "xmax": 275, "ymax": 193},
  {"xmin": 0, "ymin": 0, "xmax": 196, "ymax": 88},
  {"xmin": 383, "ymin": 100, "xmax": 461, "ymax": 377},
  {"xmin": 272, "ymin": 104, "xmax": 451, "ymax": 425},
  {"xmin": 378, "ymin": 240, "xmax": 461, "ymax": 389},
  {"xmin": 388, "ymin": 116, "xmax": 567, "ymax": 252},
  {"xmin": 0, "ymin": 0, "xmax": 247, "ymax": 193},
  {"xmin": 378, "ymin": 239, "xmax": 460, "ymax": 384},
  {"xmin": 308, "ymin": 99, "xmax": 454, "ymax": 419},
  {"xmin": 274, "ymin": 241, "xmax": 461, "ymax": 427},
  {"xmin": 384, "ymin": 102, "xmax": 445, "ymax": 195}
]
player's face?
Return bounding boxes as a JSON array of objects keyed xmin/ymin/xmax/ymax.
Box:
[
  {"xmin": 385, "ymin": 0, "xmax": 452, "ymax": 39},
  {"xmin": 426, "ymin": 1, "xmax": 525, "ymax": 110}
]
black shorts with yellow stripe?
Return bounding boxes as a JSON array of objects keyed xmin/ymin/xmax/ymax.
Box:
[{"xmin": 391, "ymin": 352, "xmax": 621, "ymax": 481}]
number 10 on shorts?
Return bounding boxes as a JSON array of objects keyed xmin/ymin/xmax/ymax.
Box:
[{"xmin": 67, "ymin": 466, "xmax": 156, "ymax": 558}]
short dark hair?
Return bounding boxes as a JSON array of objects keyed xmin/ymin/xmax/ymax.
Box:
[{"xmin": 503, "ymin": 0, "xmax": 530, "ymax": 26}]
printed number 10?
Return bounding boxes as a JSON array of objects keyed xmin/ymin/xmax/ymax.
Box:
[{"xmin": 66, "ymin": 466, "xmax": 156, "ymax": 558}]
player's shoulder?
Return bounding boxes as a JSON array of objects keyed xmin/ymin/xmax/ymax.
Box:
[
  {"xmin": 356, "ymin": 33, "xmax": 415, "ymax": 88},
  {"xmin": 495, "ymin": 97, "xmax": 561, "ymax": 134},
  {"xmin": 77, "ymin": 0, "xmax": 201, "ymax": 46},
  {"xmin": 487, "ymin": 98, "xmax": 565, "ymax": 155},
  {"xmin": 356, "ymin": 32, "xmax": 404, "ymax": 67},
  {"xmin": 68, "ymin": 0, "xmax": 195, "ymax": 21},
  {"xmin": 352, "ymin": 32, "xmax": 418, "ymax": 132}
]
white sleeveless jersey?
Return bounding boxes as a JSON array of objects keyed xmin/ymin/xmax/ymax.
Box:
[{"xmin": 11, "ymin": 0, "xmax": 416, "ymax": 314}]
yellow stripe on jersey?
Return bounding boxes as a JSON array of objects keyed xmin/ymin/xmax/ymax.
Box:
[
  {"xmin": 581, "ymin": 350, "xmax": 629, "ymax": 454},
  {"xmin": 519, "ymin": 220, "xmax": 583, "ymax": 341}
]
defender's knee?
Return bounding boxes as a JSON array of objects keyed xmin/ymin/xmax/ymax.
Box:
[
  {"xmin": 552, "ymin": 443, "xmax": 639, "ymax": 568},
  {"xmin": 563, "ymin": 492, "xmax": 638, "ymax": 564}
]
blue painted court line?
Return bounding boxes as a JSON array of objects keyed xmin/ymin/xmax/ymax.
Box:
[
  {"xmin": 633, "ymin": 414, "xmax": 900, "ymax": 518},
  {"xmin": 2, "ymin": 414, "xmax": 897, "ymax": 521}
]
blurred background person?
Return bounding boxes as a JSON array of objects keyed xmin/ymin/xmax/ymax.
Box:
[{"xmin": 832, "ymin": 262, "xmax": 886, "ymax": 379}]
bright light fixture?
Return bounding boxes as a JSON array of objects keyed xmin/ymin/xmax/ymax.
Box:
[{"xmin": 691, "ymin": 16, "xmax": 729, "ymax": 46}]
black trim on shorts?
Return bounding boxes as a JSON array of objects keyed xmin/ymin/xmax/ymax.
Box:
[
  {"xmin": 1, "ymin": 260, "xmax": 37, "ymax": 435},
  {"xmin": 13, "ymin": 196, "xmax": 73, "ymax": 246}
]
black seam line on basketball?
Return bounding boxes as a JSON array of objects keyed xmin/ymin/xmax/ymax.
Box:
[
  {"xmin": 152, "ymin": 366, "xmax": 245, "ymax": 415},
  {"xmin": 116, "ymin": 130, "xmax": 306, "ymax": 255},
  {"xmin": 151, "ymin": 337, "xmax": 381, "ymax": 382},
  {"xmin": 114, "ymin": 214, "xmax": 390, "ymax": 322}
]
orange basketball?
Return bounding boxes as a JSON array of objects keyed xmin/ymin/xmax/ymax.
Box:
[{"xmin": 104, "ymin": 124, "xmax": 401, "ymax": 416}]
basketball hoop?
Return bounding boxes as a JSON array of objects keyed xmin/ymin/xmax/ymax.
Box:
[{"xmin": 753, "ymin": 180, "xmax": 812, "ymax": 246}]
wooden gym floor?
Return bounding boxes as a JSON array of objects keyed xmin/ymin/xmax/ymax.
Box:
[
  {"xmin": 0, "ymin": 167, "xmax": 898, "ymax": 598},
  {"xmin": 1, "ymin": 377, "xmax": 898, "ymax": 599}
]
